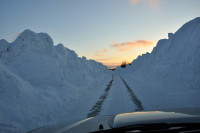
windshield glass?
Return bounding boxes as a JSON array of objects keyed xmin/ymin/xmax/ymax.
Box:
[{"xmin": 0, "ymin": 0, "xmax": 200, "ymax": 133}]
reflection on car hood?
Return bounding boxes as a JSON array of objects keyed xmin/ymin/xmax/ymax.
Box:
[
  {"xmin": 28, "ymin": 108, "xmax": 200, "ymax": 133},
  {"xmin": 111, "ymin": 110, "xmax": 200, "ymax": 128}
]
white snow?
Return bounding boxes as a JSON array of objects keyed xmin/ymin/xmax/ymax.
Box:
[
  {"xmin": 1, "ymin": 17, "xmax": 200, "ymax": 133},
  {"xmin": 116, "ymin": 17, "xmax": 200, "ymax": 110},
  {"xmin": 0, "ymin": 29, "xmax": 110, "ymax": 133},
  {"xmin": 100, "ymin": 75, "xmax": 136, "ymax": 115}
]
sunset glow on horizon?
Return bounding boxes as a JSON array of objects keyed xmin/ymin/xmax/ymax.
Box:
[
  {"xmin": 0, "ymin": 0, "xmax": 199, "ymax": 68},
  {"xmin": 93, "ymin": 40, "xmax": 157, "ymax": 68}
]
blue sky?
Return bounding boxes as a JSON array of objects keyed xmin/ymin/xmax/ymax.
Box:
[{"xmin": 0, "ymin": 0, "xmax": 200, "ymax": 67}]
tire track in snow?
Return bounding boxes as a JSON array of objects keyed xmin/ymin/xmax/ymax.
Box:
[
  {"xmin": 87, "ymin": 75, "xmax": 114, "ymax": 118},
  {"xmin": 119, "ymin": 76, "xmax": 144, "ymax": 111}
]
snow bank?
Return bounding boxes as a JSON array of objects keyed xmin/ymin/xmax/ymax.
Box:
[
  {"xmin": 0, "ymin": 29, "xmax": 110, "ymax": 133},
  {"xmin": 116, "ymin": 17, "xmax": 200, "ymax": 110}
]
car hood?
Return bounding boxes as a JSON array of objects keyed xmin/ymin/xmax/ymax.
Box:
[{"xmin": 28, "ymin": 108, "xmax": 200, "ymax": 133}]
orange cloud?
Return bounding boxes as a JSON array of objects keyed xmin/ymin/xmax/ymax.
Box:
[
  {"xmin": 129, "ymin": 0, "xmax": 162, "ymax": 8},
  {"xmin": 103, "ymin": 49, "xmax": 108, "ymax": 53},
  {"xmin": 94, "ymin": 49, "xmax": 108, "ymax": 57},
  {"xmin": 111, "ymin": 40, "xmax": 155, "ymax": 52}
]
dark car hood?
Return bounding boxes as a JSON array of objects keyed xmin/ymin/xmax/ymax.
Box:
[{"xmin": 28, "ymin": 108, "xmax": 200, "ymax": 133}]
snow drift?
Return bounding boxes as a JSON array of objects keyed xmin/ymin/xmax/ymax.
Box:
[
  {"xmin": 117, "ymin": 17, "xmax": 200, "ymax": 110},
  {"xmin": 0, "ymin": 29, "xmax": 110, "ymax": 133},
  {"xmin": 1, "ymin": 17, "xmax": 200, "ymax": 133}
]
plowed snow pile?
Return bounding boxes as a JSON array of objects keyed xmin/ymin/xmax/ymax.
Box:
[
  {"xmin": 116, "ymin": 17, "xmax": 200, "ymax": 110},
  {"xmin": 0, "ymin": 29, "xmax": 110, "ymax": 133}
]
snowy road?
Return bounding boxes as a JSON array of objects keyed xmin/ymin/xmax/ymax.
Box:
[
  {"xmin": 87, "ymin": 75, "xmax": 114, "ymax": 117},
  {"xmin": 87, "ymin": 74, "xmax": 144, "ymax": 117},
  {"xmin": 119, "ymin": 76, "xmax": 144, "ymax": 111}
]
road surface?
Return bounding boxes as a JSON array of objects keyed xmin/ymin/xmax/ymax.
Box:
[{"xmin": 87, "ymin": 74, "xmax": 144, "ymax": 117}]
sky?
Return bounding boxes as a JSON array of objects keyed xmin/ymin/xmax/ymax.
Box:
[{"xmin": 0, "ymin": 0, "xmax": 200, "ymax": 68}]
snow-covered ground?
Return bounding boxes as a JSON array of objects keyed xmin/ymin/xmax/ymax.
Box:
[
  {"xmin": 116, "ymin": 17, "xmax": 200, "ymax": 110},
  {"xmin": 0, "ymin": 17, "xmax": 200, "ymax": 133},
  {"xmin": 100, "ymin": 75, "xmax": 137, "ymax": 115},
  {"xmin": 0, "ymin": 30, "xmax": 110, "ymax": 133}
]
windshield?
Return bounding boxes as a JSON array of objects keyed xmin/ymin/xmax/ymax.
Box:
[{"xmin": 0, "ymin": 0, "xmax": 200, "ymax": 133}]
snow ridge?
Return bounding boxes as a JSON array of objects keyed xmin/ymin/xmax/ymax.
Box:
[
  {"xmin": 116, "ymin": 17, "xmax": 200, "ymax": 110},
  {"xmin": 0, "ymin": 29, "xmax": 109, "ymax": 133}
]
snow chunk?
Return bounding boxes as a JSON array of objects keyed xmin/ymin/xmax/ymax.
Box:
[
  {"xmin": 54, "ymin": 43, "xmax": 67, "ymax": 57},
  {"xmin": 82, "ymin": 56, "xmax": 87, "ymax": 60},
  {"xmin": 168, "ymin": 33, "xmax": 173, "ymax": 39}
]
